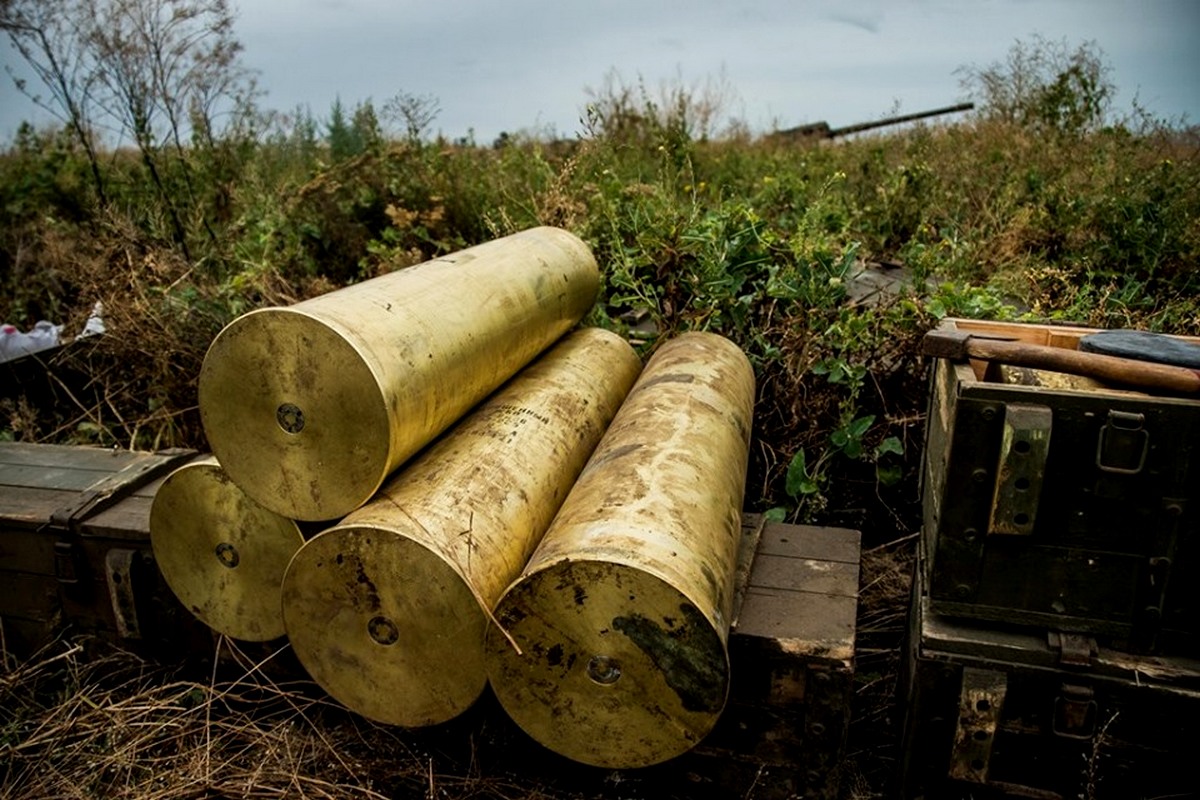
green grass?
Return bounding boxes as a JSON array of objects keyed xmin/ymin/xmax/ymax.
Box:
[
  {"xmin": 2, "ymin": 67, "xmax": 1198, "ymax": 536},
  {"xmin": 2, "ymin": 46, "xmax": 1199, "ymax": 800}
]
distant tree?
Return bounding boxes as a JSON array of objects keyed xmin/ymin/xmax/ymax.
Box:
[
  {"xmin": 958, "ymin": 36, "xmax": 1113, "ymax": 134},
  {"xmin": 288, "ymin": 103, "xmax": 319, "ymax": 161},
  {"xmin": 1, "ymin": 0, "xmax": 257, "ymax": 258},
  {"xmin": 382, "ymin": 90, "xmax": 441, "ymax": 142},
  {"xmin": 326, "ymin": 96, "xmax": 361, "ymax": 160},
  {"xmin": 326, "ymin": 98, "xmax": 385, "ymax": 160},
  {"xmin": 351, "ymin": 99, "xmax": 383, "ymax": 154},
  {"xmin": 1, "ymin": 0, "xmax": 110, "ymax": 202}
]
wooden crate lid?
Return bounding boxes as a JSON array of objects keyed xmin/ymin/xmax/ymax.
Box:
[
  {"xmin": 730, "ymin": 515, "xmax": 860, "ymax": 665},
  {"xmin": 0, "ymin": 442, "xmax": 196, "ymax": 536}
]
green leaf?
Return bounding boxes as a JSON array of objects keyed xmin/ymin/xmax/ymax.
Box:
[
  {"xmin": 876, "ymin": 436, "xmax": 904, "ymax": 457},
  {"xmin": 831, "ymin": 429, "xmax": 849, "ymax": 448},
  {"xmin": 877, "ymin": 463, "xmax": 903, "ymax": 486},
  {"xmin": 763, "ymin": 506, "xmax": 788, "ymax": 523},
  {"xmin": 848, "ymin": 415, "xmax": 875, "ymax": 438},
  {"xmin": 843, "ymin": 439, "xmax": 864, "ymax": 459},
  {"xmin": 785, "ymin": 450, "xmax": 808, "ymax": 498}
]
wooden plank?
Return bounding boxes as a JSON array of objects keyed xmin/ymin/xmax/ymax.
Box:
[
  {"xmin": 0, "ymin": 463, "xmax": 122, "ymax": 492},
  {"xmin": 735, "ymin": 588, "xmax": 857, "ymax": 660},
  {"xmin": 0, "ymin": 528, "xmax": 56, "ymax": 574},
  {"xmin": 0, "ymin": 485, "xmax": 78, "ymax": 527},
  {"xmin": 748, "ymin": 552, "xmax": 859, "ymax": 597},
  {"xmin": 920, "ymin": 597, "xmax": 1200, "ymax": 687},
  {"xmin": 0, "ymin": 442, "xmax": 150, "ymax": 471},
  {"xmin": 756, "ymin": 521, "xmax": 861, "ymax": 564},
  {"xmin": 81, "ymin": 497, "xmax": 153, "ymax": 540},
  {"xmin": 949, "ymin": 318, "xmax": 1200, "ymax": 351},
  {"xmin": 0, "ymin": 571, "xmax": 59, "ymax": 621}
]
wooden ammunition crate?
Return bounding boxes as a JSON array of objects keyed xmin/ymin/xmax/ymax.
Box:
[
  {"xmin": 900, "ymin": 563, "xmax": 1200, "ymax": 799},
  {"xmin": 680, "ymin": 517, "xmax": 860, "ymax": 799},
  {"xmin": 0, "ymin": 441, "xmax": 203, "ymax": 657},
  {"xmin": 458, "ymin": 517, "xmax": 861, "ymax": 800},
  {"xmin": 922, "ymin": 319, "xmax": 1200, "ymax": 654},
  {"xmin": 1, "ymin": 444, "xmax": 860, "ymax": 796}
]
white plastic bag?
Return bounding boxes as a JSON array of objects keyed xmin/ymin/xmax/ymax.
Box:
[{"xmin": 0, "ymin": 320, "xmax": 62, "ymax": 363}]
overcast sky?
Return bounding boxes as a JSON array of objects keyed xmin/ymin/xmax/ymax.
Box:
[{"xmin": 2, "ymin": 0, "xmax": 1198, "ymax": 144}]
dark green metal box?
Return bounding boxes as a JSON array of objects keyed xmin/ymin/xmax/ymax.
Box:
[
  {"xmin": 900, "ymin": 562, "xmax": 1200, "ymax": 799},
  {"xmin": 922, "ymin": 319, "xmax": 1200, "ymax": 653}
]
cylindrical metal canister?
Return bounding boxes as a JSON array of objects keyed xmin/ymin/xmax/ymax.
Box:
[
  {"xmin": 280, "ymin": 328, "xmax": 642, "ymax": 727},
  {"xmin": 149, "ymin": 458, "xmax": 306, "ymax": 642},
  {"xmin": 484, "ymin": 332, "xmax": 755, "ymax": 768},
  {"xmin": 198, "ymin": 226, "xmax": 600, "ymax": 521}
]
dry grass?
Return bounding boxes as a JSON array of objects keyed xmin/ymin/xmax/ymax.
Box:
[
  {"xmin": 0, "ymin": 636, "xmax": 575, "ymax": 800},
  {"xmin": 840, "ymin": 535, "xmax": 917, "ymax": 799},
  {"xmin": 0, "ymin": 538, "xmax": 919, "ymax": 800}
]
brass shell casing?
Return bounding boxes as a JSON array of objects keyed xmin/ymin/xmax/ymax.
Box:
[
  {"xmin": 149, "ymin": 458, "xmax": 305, "ymax": 642},
  {"xmin": 198, "ymin": 226, "xmax": 600, "ymax": 521},
  {"xmin": 280, "ymin": 328, "xmax": 642, "ymax": 727},
  {"xmin": 485, "ymin": 331, "xmax": 755, "ymax": 768}
]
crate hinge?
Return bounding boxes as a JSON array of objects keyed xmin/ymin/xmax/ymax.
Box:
[
  {"xmin": 1048, "ymin": 631, "xmax": 1098, "ymax": 667},
  {"xmin": 105, "ymin": 549, "xmax": 145, "ymax": 639},
  {"xmin": 988, "ymin": 403, "xmax": 1052, "ymax": 536},
  {"xmin": 949, "ymin": 666, "xmax": 1007, "ymax": 783}
]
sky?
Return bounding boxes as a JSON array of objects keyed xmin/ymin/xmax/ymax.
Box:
[{"xmin": 1, "ymin": 0, "xmax": 1198, "ymax": 144}]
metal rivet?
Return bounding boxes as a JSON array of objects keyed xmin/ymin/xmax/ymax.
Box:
[
  {"xmin": 276, "ymin": 403, "xmax": 305, "ymax": 434},
  {"xmin": 215, "ymin": 542, "xmax": 240, "ymax": 568},
  {"xmin": 981, "ymin": 407, "xmax": 996, "ymax": 421},
  {"xmin": 368, "ymin": 615, "xmax": 400, "ymax": 646}
]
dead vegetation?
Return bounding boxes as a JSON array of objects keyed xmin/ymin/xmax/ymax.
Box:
[
  {"xmin": 0, "ymin": 635, "xmax": 592, "ymax": 800},
  {"xmin": 1, "ymin": 532, "xmax": 918, "ymax": 800}
]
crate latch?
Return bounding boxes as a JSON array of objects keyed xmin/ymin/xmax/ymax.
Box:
[
  {"xmin": 1096, "ymin": 410, "xmax": 1148, "ymax": 474},
  {"xmin": 105, "ymin": 549, "xmax": 144, "ymax": 639},
  {"xmin": 1048, "ymin": 631, "xmax": 1097, "ymax": 667},
  {"xmin": 54, "ymin": 539, "xmax": 83, "ymax": 585},
  {"xmin": 949, "ymin": 667, "xmax": 1007, "ymax": 783},
  {"xmin": 1053, "ymin": 683, "xmax": 1097, "ymax": 739},
  {"xmin": 988, "ymin": 404, "xmax": 1052, "ymax": 536}
]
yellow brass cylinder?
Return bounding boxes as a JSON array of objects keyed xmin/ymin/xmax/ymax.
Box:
[
  {"xmin": 149, "ymin": 458, "xmax": 305, "ymax": 642},
  {"xmin": 484, "ymin": 331, "xmax": 755, "ymax": 768},
  {"xmin": 280, "ymin": 328, "xmax": 642, "ymax": 727},
  {"xmin": 198, "ymin": 226, "xmax": 600, "ymax": 521}
]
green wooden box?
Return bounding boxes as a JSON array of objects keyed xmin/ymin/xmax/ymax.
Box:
[
  {"xmin": 922, "ymin": 319, "xmax": 1200, "ymax": 654},
  {"xmin": 900, "ymin": 562, "xmax": 1200, "ymax": 799},
  {"xmin": 0, "ymin": 441, "xmax": 202, "ymax": 656}
]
